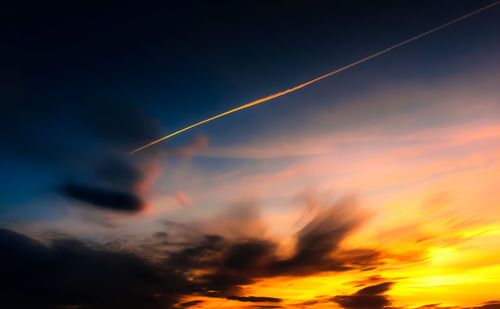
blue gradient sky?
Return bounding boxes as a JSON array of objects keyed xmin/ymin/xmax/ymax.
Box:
[{"xmin": 1, "ymin": 1, "xmax": 500, "ymax": 308}]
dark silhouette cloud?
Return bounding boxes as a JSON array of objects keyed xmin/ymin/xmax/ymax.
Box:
[
  {"xmin": 267, "ymin": 197, "xmax": 378, "ymax": 276},
  {"xmin": 0, "ymin": 198, "xmax": 383, "ymax": 308},
  {"xmin": 1, "ymin": 93, "xmax": 163, "ymax": 213},
  {"xmin": 477, "ymin": 301, "xmax": 500, "ymax": 309},
  {"xmin": 294, "ymin": 299, "xmax": 322, "ymax": 306},
  {"xmin": 291, "ymin": 281, "xmax": 395, "ymax": 308},
  {"xmin": 0, "ymin": 226, "xmax": 294, "ymax": 308},
  {"xmin": 0, "ymin": 228, "xmax": 188, "ymax": 309},
  {"xmin": 410, "ymin": 305, "xmax": 458, "ymax": 309},
  {"xmin": 2, "ymin": 92, "xmax": 212, "ymax": 214},
  {"xmin": 178, "ymin": 300, "xmax": 204, "ymax": 308},
  {"xmin": 355, "ymin": 282, "xmax": 393, "ymax": 295},
  {"xmin": 409, "ymin": 302, "xmax": 500, "ymax": 309},
  {"xmin": 226, "ymin": 295, "xmax": 282, "ymax": 303},
  {"xmin": 332, "ymin": 282, "xmax": 394, "ymax": 309},
  {"xmin": 164, "ymin": 198, "xmax": 380, "ymax": 295},
  {"xmin": 58, "ymin": 182, "xmax": 143, "ymax": 212},
  {"xmin": 1, "ymin": 215, "xmax": 498, "ymax": 309}
]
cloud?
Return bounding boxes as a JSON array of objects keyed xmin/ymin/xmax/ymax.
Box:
[
  {"xmin": 410, "ymin": 305, "xmax": 460, "ymax": 309},
  {"xmin": 291, "ymin": 282, "xmax": 394, "ymax": 308},
  {"xmin": 58, "ymin": 183, "xmax": 143, "ymax": 212},
  {"xmin": 402, "ymin": 301, "xmax": 500, "ymax": 309},
  {"xmin": 0, "ymin": 196, "xmax": 377, "ymax": 308},
  {"xmin": 162, "ymin": 196, "xmax": 380, "ymax": 300},
  {"xmin": 197, "ymin": 70, "xmax": 500, "ymax": 160},
  {"xmin": 293, "ymin": 292, "xmax": 500, "ymax": 309},
  {"xmin": 0, "ymin": 228, "xmax": 187, "ymax": 309},
  {"xmin": 267, "ymin": 197, "xmax": 376, "ymax": 276},
  {"xmin": 1, "ymin": 212, "xmax": 499, "ymax": 309},
  {"xmin": 355, "ymin": 282, "xmax": 393, "ymax": 295},
  {"xmin": 332, "ymin": 282, "xmax": 394, "ymax": 309},
  {"xmin": 476, "ymin": 301, "xmax": 500, "ymax": 309},
  {"xmin": 1, "ymin": 93, "xmax": 205, "ymax": 215},
  {"xmin": 178, "ymin": 300, "xmax": 204, "ymax": 308},
  {"xmin": 226, "ymin": 295, "xmax": 282, "ymax": 303},
  {"xmin": 1, "ymin": 94, "xmax": 165, "ymax": 213},
  {"xmin": 0, "ymin": 225, "xmax": 313, "ymax": 308}
]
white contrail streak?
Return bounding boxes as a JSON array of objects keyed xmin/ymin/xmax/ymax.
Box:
[{"xmin": 131, "ymin": 1, "xmax": 500, "ymax": 154}]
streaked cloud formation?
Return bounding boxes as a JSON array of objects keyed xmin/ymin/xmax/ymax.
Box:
[
  {"xmin": 1, "ymin": 1, "xmax": 499, "ymax": 308},
  {"xmin": 4, "ymin": 65, "xmax": 499, "ymax": 308}
]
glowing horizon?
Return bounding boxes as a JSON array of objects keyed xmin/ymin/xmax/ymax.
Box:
[{"xmin": 3, "ymin": 1, "xmax": 500, "ymax": 308}]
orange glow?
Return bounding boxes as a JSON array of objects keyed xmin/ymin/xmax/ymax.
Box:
[
  {"xmin": 153, "ymin": 109, "xmax": 500, "ymax": 308},
  {"xmin": 132, "ymin": 5, "xmax": 500, "ymax": 308}
]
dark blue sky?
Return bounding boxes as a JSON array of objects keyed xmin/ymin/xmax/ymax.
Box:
[
  {"xmin": 1, "ymin": 0, "xmax": 499, "ymax": 221},
  {"xmin": 1, "ymin": 2, "xmax": 500, "ymax": 308}
]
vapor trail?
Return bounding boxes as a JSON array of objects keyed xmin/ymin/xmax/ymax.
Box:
[{"xmin": 131, "ymin": 1, "xmax": 499, "ymax": 154}]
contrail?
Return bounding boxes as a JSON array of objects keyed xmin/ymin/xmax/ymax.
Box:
[{"xmin": 131, "ymin": 1, "xmax": 499, "ymax": 154}]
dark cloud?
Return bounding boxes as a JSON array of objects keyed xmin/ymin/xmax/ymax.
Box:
[
  {"xmin": 58, "ymin": 182, "xmax": 143, "ymax": 212},
  {"xmin": 0, "ymin": 228, "xmax": 188, "ymax": 309},
  {"xmin": 294, "ymin": 299, "xmax": 322, "ymax": 306},
  {"xmin": 292, "ymin": 282, "xmax": 394, "ymax": 308},
  {"xmin": 1, "ymin": 92, "xmax": 164, "ymax": 213},
  {"xmin": 1, "ymin": 216, "xmax": 498, "ymax": 309},
  {"xmin": 0, "ymin": 227, "xmax": 289, "ymax": 309},
  {"xmin": 161, "ymin": 197, "xmax": 381, "ymax": 300},
  {"xmin": 178, "ymin": 300, "xmax": 204, "ymax": 308},
  {"xmin": 333, "ymin": 294, "xmax": 390, "ymax": 309},
  {"xmin": 167, "ymin": 234, "xmax": 227, "ymax": 270},
  {"xmin": 477, "ymin": 301, "xmax": 500, "ymax": 309},
  {"xmin": 410, "ymin": 305, "xmax": 458, "ymax": 309},
  {"xmin": 2, "ymin": 91, "xmax": 212, "ymax": 214},
  {"xmin": 226, "ymin": 295, "xmax": 282, "ymax": 303},
  {"xmin": 332, "ymin": 282, "xmax": 394, "ymax": 309},
  {"xmin": 409, "ymin": 303, "xmax": 500, "ymax": 309},
  {"xmin": 355, "ymin": 282, "xmax": 393, "ymax": 295},
  {"xmin": 267, "ymin": 197, "xmax": 378, "ymax": 276},
  {"xmin": 223, "ymin": 240, "xmax": 276, "ymax": 270},
  {"xmin": 0, "ymin": 198, "xmax": 378, "ymax": 308}
]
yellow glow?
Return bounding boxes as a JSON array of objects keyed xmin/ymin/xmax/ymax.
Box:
[{"xmin": 137, "ymin": 4, "xmax": 500, "ymax": 308}]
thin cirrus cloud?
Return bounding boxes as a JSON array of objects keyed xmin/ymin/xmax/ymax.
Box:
[{"xmin": 196, "ymin": 69, "xmax": 500, "ymax": 160}]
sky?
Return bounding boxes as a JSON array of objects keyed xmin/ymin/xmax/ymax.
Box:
[{"xmin": 1, "ymin": 1, "xmax": 500, "ymax": 308}]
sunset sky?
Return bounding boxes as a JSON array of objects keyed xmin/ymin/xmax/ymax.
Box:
[{"xmin": 1, "ymin": 1, "xmax": 500, "ymax": 308}]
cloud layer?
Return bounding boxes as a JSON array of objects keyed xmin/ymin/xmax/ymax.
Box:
[{"xmin": 0, "ymin": 198, "xmax": 380, "ymax": 308}]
